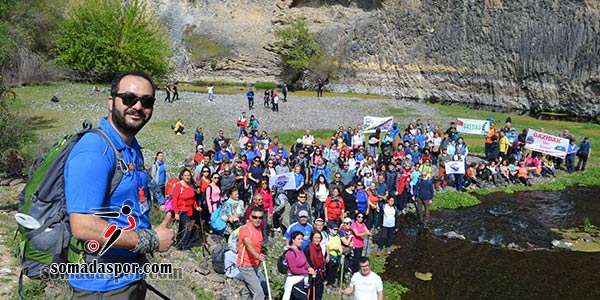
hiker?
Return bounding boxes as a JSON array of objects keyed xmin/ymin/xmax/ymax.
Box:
[
  {"xmin": 51, "ymin": 95, "xmax": 59, "ymax": 102},
  {"xmin": 237, "ymin": 206, "xmax": 267, "ymax": 300},
  {"xmin": 376, "ymin": 196, "xmax": 397, "ymax": 255},
  {"xmin": 150, "ymin": 151, "xmax": 167, "ymax": 204},
  {"xmin": 282, "ymin": 82, "xmax": 288, "ymax": 101},
  {"xmin": 350, "ymin": 213, "xmax": 371, "ymax": 273},
  {"xmin": 317, "ymin": 80, "xmax": 324, "ymax": 97},
  {"xmin": 263, "ymin": 90, "xmax": 270, "ymax": 107},
  {"xmin": 303, "ymin": 230, "xmax": 327, "ymax": 300},
  {"xmin": 172, "ymin": 84, "xmax": 179, "ymax": 101},
  {"xmin": 285, "ymin": 210, "xmax": 313, "ymax": 250},
  {"xmin": 195, "ymin": 127, "xmax": 205, "ymax": 148},
  {"xmin": 272, "ymin": 91, "xmax": 279, "ymax": 112},
  {"xmin": 207, "ymin": 84, "xmax": 214, "ymax": 101},
  {"xmin": 566, "ymin": 138, "xmax": 579, "ymax": 173},
  {"xmin": 414, "ymin": 170, "xmax": 434, "ymax": 228},
  {"xmin": 283, "ymin": 231, "xmax": 316, "ymax": 300},
  {"xmin": 576, "ymin": 136, "xmax": 591, "ymax": 171},
  {"xmin": 221, "ymin": 187, "xmax": 245, "ymax": 235},
  {"xmin": 164, "ymin": 85, "xmax": 171, "ymax": 102},
  {"xmin": 339, "ymin": 256, "xmax": 383, "ymax": 300},
  {"xmin": 173, "ymin": 118, "xmax": 185, "ymax": 135},
  {"xmin": 65, "ymin": 71, "xmax": 173, "ymax": 299},
  {"xmin": 237, "ymin": 112, "xmax": 248, "ymax": 139},
  {"xmin": 173, "ymin": 168, "xmax": 202, "ymax": 250},
  {"xmin": 246, "ymin": 88, "xmax": 255, "ymax": 110}
]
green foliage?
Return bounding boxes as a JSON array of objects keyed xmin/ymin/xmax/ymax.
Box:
[
  {"xmin": 183, "ymin": 31, "xmax": 229, "ymax": 64},
  {"xmin": 583, "ymin": 218, "xmax": 596, "ymax": 234},
  {"xmin": 0, "ymin": 22, "xmax": 17, "ymax": 68},
  {"xmin": 275, "ymin": 18, "xmax": 335, "ymax": 82},
  {"xmin": 54, "ymin": 0, "xmax": 173, "ymax": 80},
  {"xmin": 9, "ymin": 280, "xmax": 45, "ymax": 300},
  {"xmin": 254, "ymin": 81, "xmax": 277, "ymax": 90},
  {"xmin": 275, "ymin": 18, "xmax": 320, "ymax": 72},
  {"xmin": 193, "ymin": 286, "xmax": 215, "ymax": 300},
  {"xmin": 384, "ymin": 281, "xmax": 410, "ymax": 299},
  {"xmin": 0, "ymin": 83, "xmax": 32, "ymax": 175},
  {"xmin": 431, "ymin": 191, "xmax": 481, "ymax": 210}
]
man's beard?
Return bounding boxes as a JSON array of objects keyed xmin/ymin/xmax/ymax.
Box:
[{"xmin": 111, "ymin": 103, "xmax": 151, "ymax": 136}]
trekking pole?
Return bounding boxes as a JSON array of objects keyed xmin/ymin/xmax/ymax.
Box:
[
  {"xmin": 339, "ymin": 255, "xmax": 345, "ymax": 300},
  {"xmin": 364, "ymin": 232, "xmax": 370, "ymax": 256},
  {"xmin": 262, "ymin": 260, "xmax": 273, "ymax": 300}
]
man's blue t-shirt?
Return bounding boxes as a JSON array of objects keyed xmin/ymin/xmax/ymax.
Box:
[
  {"xmin": 284, "ymin": 222, "xmax": 313, "ymax": 250},
  {"xmin": 65, "ymin": 117, "xmax": 150, "ymax": 292}
]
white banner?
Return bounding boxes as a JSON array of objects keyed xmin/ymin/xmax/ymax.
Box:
[
  {"xmin": 445, "ymin": 160, "xmax": 465, "ymax": 174},
  {"xmin": 524, "ymin": 129, "xmax": 569, "ymax": 159},
  {"xmin": 363, "ymin": 116, "xmax": 394, "ymax": 133},
  {"xmin": 456, "ymin": 118, "xmax": 490, "ymax": 135},
  {"xmin": 269, "ymin": 172, "xmax": 297, "ymax": 190}
]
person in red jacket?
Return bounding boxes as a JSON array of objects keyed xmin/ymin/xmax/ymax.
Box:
[
  {"xmin": 172, "ymin": 168, "xmax": 201, "ymax": 250},
  {"xmin": 325, "ymin": 187, "xmax": 345, "ymax": 224}
]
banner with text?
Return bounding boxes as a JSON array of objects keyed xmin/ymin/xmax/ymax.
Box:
[
  {"xmin": 524, "ymin": 129, "xmax": 569, "ymax": 159},
  {"xmin": 445, "ymin": 160, "xmax": 466, "ymax": 174},
  {"xmin": 363, "ymin": 116, "xmax": 394, "ymax": 133},
  {"xmin": 269, "ymin": 172, "xmax": 298, "ymax": 191},
  {"xmin": 456, "ymin": 118, "xmax": 490, "ymax": 136}
]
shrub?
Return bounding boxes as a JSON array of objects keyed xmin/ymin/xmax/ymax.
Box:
[{"xmin": 0, "ymin": 83, "xmax": 32, "ymax": 176}]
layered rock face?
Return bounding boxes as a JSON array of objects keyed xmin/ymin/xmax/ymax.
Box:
[{"xmin": 152, "ymin": 0, "xmax": 600, "ymax": 118}]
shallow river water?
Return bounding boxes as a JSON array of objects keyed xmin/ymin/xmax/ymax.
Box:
[{"xmin": 385, "ymin": 186, "xmax": 600, "ymax": 300}]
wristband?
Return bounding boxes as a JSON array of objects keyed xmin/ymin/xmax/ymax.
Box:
[{"xmin": 132, "ymin": 229, "xmax": 159, "ymax": 254}]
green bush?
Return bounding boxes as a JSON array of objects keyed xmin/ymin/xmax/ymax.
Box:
[
  {"xmin": 254, "ymin": 81, "xmax": 277, "ymax": 90},
  {"xmin": 54, "ymin": 0, "xmax": 173, "ymax": 81}
]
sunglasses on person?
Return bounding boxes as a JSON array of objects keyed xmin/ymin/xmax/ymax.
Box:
[
  {"xmin": 251, "ymin": 215, "xmax": 264, "ymax": 220},
  {"xmin": 114, "ymin": 92, "xmax": 155, "ymax": 108},
  {"xmin": 212, "ymin": 176, "xmax": 220, "ymax": 180}
]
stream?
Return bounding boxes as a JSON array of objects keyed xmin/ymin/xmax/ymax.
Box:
[{"xmin": 385, "ymin": 186, "xmax": 600, "ymax": 300}]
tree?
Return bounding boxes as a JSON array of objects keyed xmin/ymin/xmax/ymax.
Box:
[
  {"xmin": 54, "ymin": 0, "xmax": 173, "ymax": 80},
  {"xmin": 275, "ymin": 18, "xmax": 335, "ymax": 84}
]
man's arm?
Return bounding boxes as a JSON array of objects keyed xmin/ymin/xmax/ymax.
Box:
[
  {"xmin": 339, "ymin": 284, "xmax": 354, "ymax": 296},
  {"xmin": 378, "ymin": 290, "xmax": 384, "ymax": 300},
  {"xmin": 70, "ymin": 213, "xmax": 173, "ymax": 252},
  {"xmin": 243, "ymin": 236, "xmax": 265, "ymax": 261}
]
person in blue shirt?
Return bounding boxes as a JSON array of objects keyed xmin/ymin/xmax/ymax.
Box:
[
  {"xmin": 65, "ymin": 71, "xmax": 173, "ymax": 299},
  {"xmin": 566, "ymin": 138, "xmax": 579, "ymax": 173},
  {"xmin": 194, "ymin": 127, "xmax": 204, "ymax": 148},
  {"xmin": 390, "ymin": 123, "xmax": 401, "ymax": 148},
  {"xmin": 285, "ymin": 210, "xmax": 313, "ymax": 250},
  {"xmin": 576, "ymin": 136, "xmax": 592, "ymax": 171},
  {"xmin": 149, "ymin": 151, "xmax": 166, "ymax": 205}
]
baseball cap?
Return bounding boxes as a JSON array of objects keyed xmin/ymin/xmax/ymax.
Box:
[
  {"xmin": 184, "ymin": 159, "xmax": 194, "ymax": 167},
  {"xmin": 315, "ymin": 218, "xmax": 324, "ymax": 223},
  {"xmin": 328, "ymin": 221, "xmax": 338, "ymax": 229},
  {"xmin": 584, "ymin": 136, "xmax": 589, "ymax": 140},
  {"xmin": 296, "ymin": 138, "xmax": 302, "ymax": 144},
  {"xmin": 197, "ymin": 145, "xmax": 204, "ymax": 150},
  {"xmin": 343, "ymin": 217, "xmax": 352, "ymax": 223},
  {"xmin": 298, "ymin": 210, "xmax": 309, "ymax": 217}
]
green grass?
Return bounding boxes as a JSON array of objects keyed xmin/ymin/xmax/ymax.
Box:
[
  {"xmin": 431, "ymin": 191, "xmax": 481, "ymax": 210},
  {"xmin": 254, "ymin": 81, "xmax": 277, "ymax": 90},
  {"xmin": 183, "ymin": 33, "xmax": 229, "ymax": 64}
]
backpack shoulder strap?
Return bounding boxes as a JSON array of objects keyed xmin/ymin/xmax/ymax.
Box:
[{"xmin": 89, "ymin": 128, "xmax": 126, "ymax": 199}]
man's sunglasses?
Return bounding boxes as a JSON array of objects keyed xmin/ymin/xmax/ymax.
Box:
[
  {"xmin": 251, "ymin": 215, "xmax": 264, "ymax": 220},
  {"xmin": 115, "ymin": 92, "xmax": 155, "ymax": 108}
]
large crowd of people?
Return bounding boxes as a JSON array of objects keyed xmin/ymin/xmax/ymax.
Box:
[{"xmin": 148, "ymin": 112, "xmax": 591, "ymax": 300}]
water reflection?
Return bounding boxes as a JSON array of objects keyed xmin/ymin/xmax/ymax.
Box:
[{"xmin": 385, "ymin": 186, "xmax": 600, "ymax": 300}]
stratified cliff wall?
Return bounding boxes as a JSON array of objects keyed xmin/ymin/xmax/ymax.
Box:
[{"xmin": 152, "ymin": 0, "xmax": 600, "ymax": 118}]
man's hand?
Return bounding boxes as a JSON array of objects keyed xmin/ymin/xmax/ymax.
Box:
[
  {"xmin": 258, "ymin": 253, "xmax": 266, "ymax": 262},
  {"xmin": 155, "ymin": 214, "xmax": 174, "ymax": 252}
]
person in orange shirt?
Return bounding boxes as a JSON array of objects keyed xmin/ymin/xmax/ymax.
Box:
[
  {"xmin": 485, "ymin": 122, "xmax": 497, "ymax": 158},
  {"xmin": 238, "ymin": 207, "xmax": 267, "ymax": 300},
  {"xmin": 365, "ymin": 182, "xmax": 379, "ymax": 230},
  {"xmin": 517, "ymin": 161, "xmax": 532, "ymax": 186}
]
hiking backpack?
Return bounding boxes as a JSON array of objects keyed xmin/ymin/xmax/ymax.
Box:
[
  {"xmin": 211, "ymin": 243, "xmax": 228, "ymax": 274},
  {"xmin": 277, "ymin": 248, "xmax": 295, "ymax": 274},
  {"xmin": 16, "ymin": 126, "xmax": 125, "ymax": 279}
]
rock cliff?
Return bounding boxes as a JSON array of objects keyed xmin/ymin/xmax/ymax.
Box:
[{"xmin": 151, "ymin": 0, "xmax": 600, "ymax": 118}]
